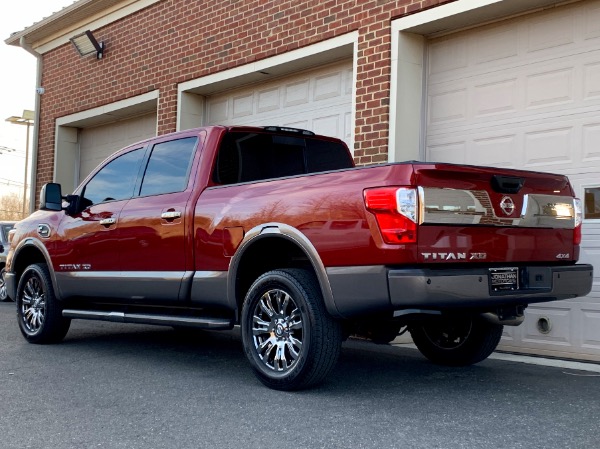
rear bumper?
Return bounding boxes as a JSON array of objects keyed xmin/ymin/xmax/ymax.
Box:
[{"xmin": 326, "ymin": 264, "xmax": 594, "ymax": 318}]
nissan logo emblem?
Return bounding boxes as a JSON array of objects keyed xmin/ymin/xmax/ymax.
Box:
[{"xmin": 500, "ymin": 196, "xmax": 515, "ymax": 216}]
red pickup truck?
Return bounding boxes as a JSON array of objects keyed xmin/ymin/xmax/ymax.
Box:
[{"xmin": 5, "ymin": 126, "xmax": 593, "ymax": 390}]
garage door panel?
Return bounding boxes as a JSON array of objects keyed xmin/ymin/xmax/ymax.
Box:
[
  {"xmin": 206, "ymin": 60, "xmax": 352, "ymax": 146},
  {"xmin": 428, "ymin": 88, "xmax": 467, "ymax": 125},
  {"xmin": 524, "ymin": 126, "xmax": 573, "ymax": 167},
  {"xmin": 526, "ymin": 67, "xmax": 575, "ymax": 109},
  {"xmin": 474, "ymin": 78, "xmax": 519, "ymax": 117},
  {"xmin": 284, "ymin": 79, "xmax": 310, "ymax": 107},
  {"xmin": 427, "ymin": 112, "xmax": 600, "ymax": 172},
  {"xmin": 232, "ymin": 94, "xmax": 254, "ymax": 118},
  {"xmin": 520, "ymin": 307, "xmax": 572, "ymax": 346},
  {"xmin": 582, "ymin": 123, "xmax": 600, "ymax": 161},
  {"xmin": 426, "ymin": 0, "xmax": 600, "ymax": 360},
  {"xmin": 585, "ymin": 2, "xmax": 600, "ymax": 39},
  {"xmin": 583, "ymin": 309, "xmax": 600, "ymax": 349},
  {"xmin": 257, "ymin": 87, "xmax": 280, "ymax": 113},
  {"xmin": 427, "ymin": 141, "xmax": 467, "ymax": 165},
  {"xmin": 208, "ymin": 98, "xmax": 228, "ymax": 123},
  {"xmin": 527, "ymin": 9, "xmax": 575, "ymax": 53},
  {"xmin": 79, "ymin": 112, "xmax": 156, "ymax": 182},
  {"xmin": 312, "ymin": 114, "xmax": 341, "ymax": 139},
  {"xmin": 314, "ymin": 71, "xmax": 343, "ymax": 101},
  {"xmin": 428, "ymin": 52, "xmax": 600, "ymax": 136}
]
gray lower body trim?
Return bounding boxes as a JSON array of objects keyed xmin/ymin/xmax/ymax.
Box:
[
  {"xmin": 326, "ymin": 264, "xmax": 593, "ymax": 317},
  {"xmin": 5, "ymin": 272, "xmax": 16, "ymax": 301},
  {"xmin": 326, "ymin": 266, "xmax": 390, "ymax": 317},
  {"xmin": 55, "ymin": 271, "xmax": 192, "ymax": 302},
  {"xmin": 190, "ymin": 271, "xmax": 229, "ymax": 308},
  {"xmin": 388, "ymin": 264, "xmax": 593, "ymax": 309}
]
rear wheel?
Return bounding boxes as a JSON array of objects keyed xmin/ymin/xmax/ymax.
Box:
[
  {"xmin": 410, "ymin": 316, "xmax": 502, "ymax": 366},
  {"xmin": 16, "ymin": 263, "xmax": 70, "ymax": 344},
  {"xmin": 241, "ymin": 269, "xmax": 342, "ymax": 391},
  {"xmin": 0, "ymin": 266, "xmax": 10, "ymax": 302}
]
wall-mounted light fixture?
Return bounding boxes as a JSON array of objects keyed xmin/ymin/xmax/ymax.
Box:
[{"xmin": 70, "ymin": 30, "xmax": 105, "ymax": 59}]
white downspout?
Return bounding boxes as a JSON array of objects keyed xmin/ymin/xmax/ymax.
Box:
[{"xmin": 18, "ymin": 36, "xmax": 43, "ymax": 214}]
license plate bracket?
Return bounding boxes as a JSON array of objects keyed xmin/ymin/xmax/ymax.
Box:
[{"xmin": 489, "ymin": 268, "xmax": 519, "ymax": 292}]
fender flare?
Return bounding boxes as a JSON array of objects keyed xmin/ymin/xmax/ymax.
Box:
[
  {"xmin": 11, "ymin": 237, "xmax": 62, "ymax": 300},
  {"xmin": 227, "ymin": 222, "xmax": 342, "ymax": 318}
]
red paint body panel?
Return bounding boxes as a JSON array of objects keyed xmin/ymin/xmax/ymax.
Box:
[
  {"xmin": 53, "ymin": 201, "xmax": 127, "ymax": 272},
  {"xmin": 194, "ymin": 162, "xmax": 578, "ymax": 270},
  {"xmin": 6, "ymin": 125, "xmax": 585, "ymax": 311}
]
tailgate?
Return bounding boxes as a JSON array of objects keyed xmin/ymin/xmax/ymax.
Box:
[{"xmin": 412, "ymin": 164, "xmax": 579, "ymax": 264}]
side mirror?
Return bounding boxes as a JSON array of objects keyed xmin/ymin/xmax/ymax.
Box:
[{"xmin": 39, "ymin": 183, "xmax": 63, "ymax": 211}]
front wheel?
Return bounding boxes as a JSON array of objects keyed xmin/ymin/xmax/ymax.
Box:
[
  {"xmin": 241, "ymin": 269, "xmax": 342, "ymax": 391},
  {"xmin": 16, "ymin": 263, "xmax": 71, "ymax": 344},
  {"xmin": 410, "ymin": 316, "xmax": 503, "ymax": 366},
  {"xmin": 0, "ymin": 266, "xmax": 11, "ymax": 302}
]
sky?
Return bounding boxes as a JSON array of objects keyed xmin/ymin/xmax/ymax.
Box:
[{"xmin": 0, "ymin": 0, "xmax": 75, "ymax": 196}]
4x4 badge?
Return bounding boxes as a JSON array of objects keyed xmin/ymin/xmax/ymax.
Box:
[{"xmin": 500, "ymin": 196, "xmax": 515, "ymax": 216}]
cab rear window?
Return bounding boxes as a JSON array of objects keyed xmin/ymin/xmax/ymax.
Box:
[{"xmin": 213, "ymin": 131, "xmax": 353, "ymax": 185}]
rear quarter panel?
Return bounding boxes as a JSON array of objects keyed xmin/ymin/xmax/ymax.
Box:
[{"xmin": 193, "ymin": 164, "xmax": 418, "ymax": 270}]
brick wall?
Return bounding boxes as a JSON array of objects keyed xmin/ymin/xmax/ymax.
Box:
[{"xmin": 37, "ymin": 0, "xmax": 455, "ymax": 192}]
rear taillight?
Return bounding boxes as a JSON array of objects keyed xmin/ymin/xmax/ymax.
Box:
[
  {"xmin": 364, "ymin": 187, "xmax": 418, "ymax": 244},
  {"xmin": 574, "ymin": 198, "xmax": 582, "ymax": 245}
]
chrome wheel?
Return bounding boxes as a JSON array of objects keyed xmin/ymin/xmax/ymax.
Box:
[
  {"xmin": 0, "ymin": 267, "xmax": 9, "ymax": 301},
  {"xmin": 20, "ymin": 273, "xmax": 46, "ymax": 334},
  {"xmin": 16, "ymin": 263, "xmax": 70, "ymax": 344},
  {"xmin": 252, "ymin": 288, "xmax": 303, "ymax": 372},
  {"xmin": 241, "ymin": 269, "xmax": 342, "ymax": 390}
]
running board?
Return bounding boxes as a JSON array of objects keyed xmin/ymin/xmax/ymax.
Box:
[{"xmin": 62, "ymin": 309, "xmax": 234, "ymax": 330}]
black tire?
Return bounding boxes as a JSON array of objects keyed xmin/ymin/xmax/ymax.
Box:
[
  {"xmin": 16, "ymin": 263, "xmax": 71, "ymax": 344},
  {"xmin": 410, "ymin": 316, "xmax": 503, "ymax": 366},
  {"xmin": 0, "ymin": 266, "xmax": 11, "ymax": 302},
  {"xmin": 241, "ymin": 269, "xmax": 342, "ymax": 391}
]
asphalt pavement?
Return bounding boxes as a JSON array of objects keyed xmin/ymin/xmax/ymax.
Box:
[{"xmin": 1, "ymin": 301, "xmax": 599, "ymax": 449}]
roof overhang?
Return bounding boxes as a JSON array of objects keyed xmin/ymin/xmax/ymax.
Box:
[{"xmin": 5, "ymin": 0, "xmax": 161, "ymax": 53}]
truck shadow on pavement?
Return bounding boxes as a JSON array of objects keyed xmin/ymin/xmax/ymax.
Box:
[{"xmin": 48, "ymin": 320, "xmax": 510, "ymax": 394}]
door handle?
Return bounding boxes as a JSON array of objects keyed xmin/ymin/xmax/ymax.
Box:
[
  {"xmin": 161, "ymin": 211, "xmax": 182, "ymax": 220},
  {"xmin": 99, "ymin": 218, "xmax": 116, "ymax": 226}
]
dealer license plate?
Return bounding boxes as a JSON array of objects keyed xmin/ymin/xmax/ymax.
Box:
[{"xmin": 489, "ymin": 268, "xmax": 519, "ymax": 292}]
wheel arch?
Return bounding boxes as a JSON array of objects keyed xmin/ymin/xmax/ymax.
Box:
[
  {"xmin": 11, "ymin": 238, "xmax": 61, "ymax": 300},
  {"xmin": 228, "ymin": 223, "xmax": 341, "ymax": 319}
]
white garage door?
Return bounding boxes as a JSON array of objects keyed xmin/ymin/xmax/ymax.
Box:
[
  {"xmin": 206, "ymin": 60, "xmax": 353, "ymax": 147},
  {"xmin": 425, "ymin": 0, "xmax": 600, "ymax": 361},
  {"xmin": 79, "ymin": 112, "xmax": 157, "ymax": 182}
]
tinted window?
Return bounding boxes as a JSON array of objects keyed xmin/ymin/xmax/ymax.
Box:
[
  {"xmin": 82, "ymin": 148, "xmax": 145, "ymax": 206},
  {"xmin": 213, "ymin": 132, "xmax": 352, "ymax": 185},
  {"xmin": 139, "ymin": 137, "xmax": 197, "ymax": 196},
  {"xmin": 1, "ymin": 224, "xmax": 14, "ymax": 242},
  {"xmin": 305, "ymin": 138, "xmax": 354, "ymax": 173}
]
